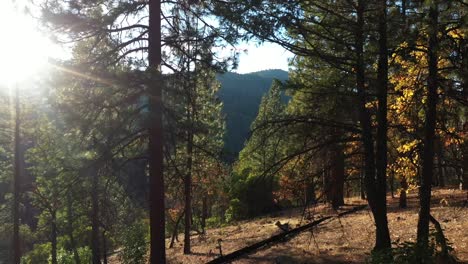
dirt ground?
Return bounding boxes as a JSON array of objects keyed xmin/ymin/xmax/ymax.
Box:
[{"xmin": 109, "ymin": 187, "xmax": 468, "ymax": 263}]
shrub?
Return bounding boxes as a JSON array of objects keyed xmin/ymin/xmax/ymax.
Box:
[
  {"xmin": 206, "ymin": 216, "xmax": 225, "ymax": 228},
  {"xmin": 119, "ymin": 221, "xmax": 148, "ymax": 264},
  {"xmin": 367, "ymin": 229, "xmax": 456, "ymax": 264},
  {"xmin": 22, "ymin": 243, "xmax": 51, "ymax": 264},
  {"xmin": 56, "ymin": 247, "xmax": 91, "ymax": 264},
  {"xmin": 225, "ymin": 198, "xmax": 245, "ymax": 223}
]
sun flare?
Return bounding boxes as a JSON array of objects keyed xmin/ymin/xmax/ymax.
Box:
[{"xmin": 0, "ymin": 1, "xmax": 55, "ymax": 85}]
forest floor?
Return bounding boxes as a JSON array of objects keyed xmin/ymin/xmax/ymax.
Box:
[{"xmin": 113, "ymin": 187, "xmax": 468, "ymax": 263}]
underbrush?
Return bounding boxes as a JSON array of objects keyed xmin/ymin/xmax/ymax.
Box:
[{"xmin": 368, "ymin": 229, "xmax": 457, "ymax": 264}]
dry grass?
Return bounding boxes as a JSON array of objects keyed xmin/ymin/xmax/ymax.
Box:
[{"xmin": 112, "ymin": 188, "xmax": 468, "ymax": 263}]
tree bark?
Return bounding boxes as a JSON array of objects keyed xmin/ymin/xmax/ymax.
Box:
[
  {"xmin": 184, "ymin": 127, "xmax": 193, "ymax": 254},
  {"xmin": 437, "ymin": 145, "xmax": 445, "ymax": 187},
  {"xmin": 390, "ymin": 171, "xmax": 395, "ymax": 198},
  {"xmin": 417, "ymin": 0, "xmax": 439, "ymax": 249},
  {"xmin": 169, "ymin": 212, "xmax": 184, "ymax": 248},
  {"xmin": 463, "ymin": 136, "xmax": 468, "ymax": 190},
  {"xmin": 148, "ymin": 0, "xmax": 166, "ymax": 263},
  {"xmin": 356, "ymin": 0, "xmax": 391, "ymax": 250},
  {"xmin": 462, "ymin": 24, "xmax": 468, "ymax": 190},
  {"xmin": 329, "ymin": 143, "xmax": 345, "ymax": 209},
  {"xmin": 13, "ymin": 85, "xmax": 21, "ymax": 264},
  {"xmin": 305, "ymin": 179, "xmax": 316, "ymax": 205},
  {"xmin": 201, "ymin": 195, "xmax": 208, "ymax": 234},
  {"xmin": 360, "ymin": 159, "xmax": 366, "ymax": 200},
  {"xmin": 373, "ymin": 0, "xmax": 392, "ymax": 250},
  {"xmin": 399, "ymin": 176, "xmax": 408, "ymax": 208},
  {"xmin": 102, "ymin": 231, "xmax": 108, "ymax": 264}
]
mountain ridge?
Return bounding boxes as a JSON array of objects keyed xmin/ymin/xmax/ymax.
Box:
[{"xmin": 217, "ymin": 69, "xmax": 288, "ymax": 161}]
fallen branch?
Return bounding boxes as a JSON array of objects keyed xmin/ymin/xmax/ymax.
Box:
[{"xmin": 206, "ymin": 205, "xmax": 367, "ymax": 264}]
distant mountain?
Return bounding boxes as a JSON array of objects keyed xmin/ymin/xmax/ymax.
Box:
[{"xmin": 217, "ymin": 69, "xmax": 288, "ymax": 161}]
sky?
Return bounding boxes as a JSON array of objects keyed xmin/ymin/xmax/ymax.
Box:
[
  {"xmin": 234, "ymin": 42, "xmax": 293, "ymax": 74},
  {"xmin": 0, "ymin": 0, "xmax": 53, "ymax": 85},
  {"xmin": 0, "ymin": 0, "xmax": 292, "ymax": 82}
]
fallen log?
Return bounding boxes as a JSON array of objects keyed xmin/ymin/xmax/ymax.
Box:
[{"xmin": 206, "ymin": 204, "xmax": 367, "ymax": 264}]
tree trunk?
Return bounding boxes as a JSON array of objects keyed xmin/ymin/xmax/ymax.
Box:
[
  {"xmin": 417, "ymin": 0, "xmax": 439, "ymax": 249},
  {"xmin": 399, "ymin": 176, "xmax": 408, "ymax": 208},
  {"xmin": 102, "ymin": 231, "xmax": 108, "ymax": 264},
  {"xmin": 323, "ymin": 162, "xmax": 329, "ymax": 203},
  {"xmin": 390, "ymin": 171, "xmax": 395, "ymax": 198},
  {"xmin": 91, "ymin": 167, "xmax": 101, "ymax": 264},
  {"xmin": 305, "ymin": 179, "xmax": 316, "ymax": 205},
  {"xmin": 463, "ymin": 137, "xmax": 468, "ymax": 190},
  {"xmin": 329, "ymin": 143, "xmax": 345, "ymax": 209},
  {"xmin": 51, "ymin": 210, "xmax": 58, "ymax": 264},
  {"xmin": 184, "ymin": 128, "xmax": 193, "ymax": 254},
  {"xmin": 401, "ymin": 0, "xmax": 407, "ymax": 29},
  {"xmin": 360, "ymin": 160, "xmax": 366, "ymax": 200},
  {"xmin": 373, "ymin": 0, "xmax": 392, "ymax": 251},
  {"xmin": 454, "ymin": 0, "xmax": 467, "ymax": 191},
  {"xmin": 169, "ymin": 212, "xmax": 183, "ymax": 248},
  {"xmin": 376, "ymin": 0, "xmax": 389, "ymax": 198},
  {"xmin": 13, "ymin": 85, "xmax": 21, "ymax": 264},
  {"xmin": 201, "ymin": 195, "xmax": 208, "ymax": 234},
  {"xmin": 148, "ymin": 0, "xmax": 166, "ymax": 263},
  {"xmin": 67, "ymin": 192, "xmax": 81, "ymax": 264},
  {"xmin": 437, "ymin": 147, "xmax": 445, "ymax": 187},
  {"xmin": 356, "ymin": 0, "xmax": 391, "ymax": 250}
]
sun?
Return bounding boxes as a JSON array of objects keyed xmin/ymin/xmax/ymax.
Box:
[{"xmin": 0, "ymin": 1, "xmax": 55, "ymax": 85}]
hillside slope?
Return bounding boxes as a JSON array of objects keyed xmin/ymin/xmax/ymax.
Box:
[
  {"xmin": 164, "ymin": 188, "xmax": 468, "ymax": 263},
  {"xmin": 217, "ymin": 69, "xmax": 288, "ymax": 161}
]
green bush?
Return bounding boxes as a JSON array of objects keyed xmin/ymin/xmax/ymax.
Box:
[
  {"xmin": 119, "ymin": 221, "xmax": 148, "ymax": 264},
  {"xmin": 22, "ymin": 243, "xmax": 51, "ymax": 264},
  {"xmin": 56, "ymin": 247, "xmax": 91, "ymax": 264},
  {"xmin": 225, "ymin": 198, "xmax": 245, "ymax": 223},
  {"xmin": 23, "ymin": 244, "xmax": 91, "ymax": 264},
  {"xmin": 206, "ymin": 216, "xmax": 225, "ymax": 228}
]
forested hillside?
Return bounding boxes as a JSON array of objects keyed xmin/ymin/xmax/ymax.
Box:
[{"xmin": 217, "ymin": 69, "xmax": 288, "ymax": 159}]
